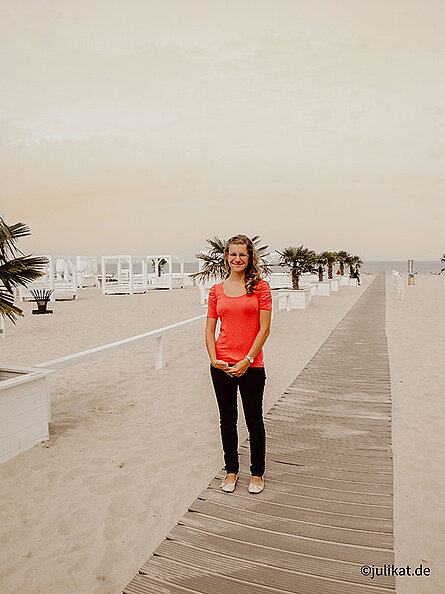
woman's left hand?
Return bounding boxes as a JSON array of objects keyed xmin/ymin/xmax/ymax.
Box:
[{"xmin": 228, "ymin": 358, "xmax": 250, "ymax": 377}]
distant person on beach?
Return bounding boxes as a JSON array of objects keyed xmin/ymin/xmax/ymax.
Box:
[
  {"xmin": 206, "ymin": 234, "xmax": 272, "ymax": 494},
  {"xmin": 355, "ymin": 270, "xmax": 361, "ymax": 285}
]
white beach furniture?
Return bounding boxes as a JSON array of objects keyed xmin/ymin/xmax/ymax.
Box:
[
  {"xmin": 19, "ymin": 255, "xmax": 77, "ymax": 301},
  {"xmin": 76, "ymin": 256, "xmax": 98, "ymax": 288},
  {"xmin": 101, "ymin": 255, "xmax": 148, "ymax": 294},
  {"xmin": 0, "ymin": 365, "xmax": 53, "ymax": 464},
  {"xmin": 147, "ymin": 256, "xmax": 185, "ymax": 289},
  {"xmin": 267, "ymin": 273, "xmax": 292, "ymax": 289},
  {"xmin": 278, "ymin": 287, "xmax": 311, "ymax": 309},
  {"xmin": 317, "ymin": 281, "xmax": 332, "ymax": 296}
]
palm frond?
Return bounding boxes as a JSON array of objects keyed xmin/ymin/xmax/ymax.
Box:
[
  {"xmin": 0, "ymin": 256, "xmax": 48, "ymax": 292},
  {"xmin": 0, "ymin": 219, "xmax": 32, "ymax": 261},
  {"xmin": 0, "ymin": 287, "xmax": 24, "ymax": 323}
]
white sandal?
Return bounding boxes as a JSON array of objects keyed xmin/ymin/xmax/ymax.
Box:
[
  {"xmin": 220, "ymin": 473, "xmax": 239, "ymax": 493},
  {"xmin": 248, "ymin": 477, "xmax": 264, "ymax": 494}
]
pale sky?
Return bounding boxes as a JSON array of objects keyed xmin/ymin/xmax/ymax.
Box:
[{"xmin": 1, "ymin": 0, "xmax": 444, "ymax": 260}]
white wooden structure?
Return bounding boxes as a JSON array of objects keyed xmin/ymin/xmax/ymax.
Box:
[
  {"xmin": 338, "ymin": 275, "xmax": 350, "ymax": 286},
  {"xmin": 0, "ymin": 365, "xmax": 53, "ymax": 464},
  {"xmin": 393, "ymin": 271, "xmax": 405, "ymax": 300},
  {"xmin": 317, "ymin": 281, "xmax": 332, "ymax": 296},
  {"xmin": 101, "ymin": 256, "xmax": 148, "ymax": 295},
  {"xmin": 147, "ymin": 255, "xmax": 185, "ymax": 289},
  {"xmin": 268, "ymin": 273, "xmax": 292, "ymax": 289},
  {"xmin": 76, "ymin": 256, "xmax": 98, "ymax": 288},
  {"xmin": 278, "ymin": 287, "xmax": 311, "ymax": 310},
  {"xmin": 19, "ymin": 255, "xmax": 54, "ymax": 302},
  {"xmin": 328, "ymin": 279, "xmax": 339, "ymax": 291},
  {"xmin": 300, "ymin": 273, "xmax": 319, "ymax": 283},
  {"xmin": 54, "ymin": 256, "xmax": 78, "ymax": 299},
  {"xmin": 19, "ymin": 255, "xmax": 77, "ymax": 301}
]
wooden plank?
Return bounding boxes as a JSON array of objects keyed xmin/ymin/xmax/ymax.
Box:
[
  {"xmin": 192, "ymin": 492, "xmax": 394, "ymax": 533},
  {"xmin": 208, "ymin": 477, "xmax": 393, "ymax": 506},
  {"xmin": 187, "ymin": 500, "xmax": 393, "ymax": 548},
  {"xmin": 177, "ymin": 514, "xmax": 394, "ymax": 565},
  {"xmin": 167, "ymin": 524, "xmax": 395, "ymax": 587},
  {"xmin": 139, "ymin": 555, "xmax": 393, "ymax": 594},
  {"xmin": 206, "ymin": 479, "xmax": 393, "ymax": 518},
  {"xmin": 147, "ymin": 540, "xmax": 395, "ymax": 592}
]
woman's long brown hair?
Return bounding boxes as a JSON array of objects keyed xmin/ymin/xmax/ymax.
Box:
[{"xmin": 224, "ymin": 234, "xmax": 263, "ymax": 295}]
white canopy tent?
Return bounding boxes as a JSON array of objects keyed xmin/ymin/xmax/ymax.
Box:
[
  {"xmin": 101, "ymin": 256, "xmax": 148, "ymax": 295},
  {"xmin": 147, "ymin": 255, "xmax": 185, "ymax": 289},
  {"xmin": 19, "ymin": 255, "xmax": 77, "ymax": 301},
  {"xmin": 76, "ymin": 256, "xmax": 98, "ymax": 288}
]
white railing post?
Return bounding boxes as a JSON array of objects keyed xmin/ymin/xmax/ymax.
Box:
[{"xmin": 155, "ymin": 335, "xmax": 166, "ymax": 369}]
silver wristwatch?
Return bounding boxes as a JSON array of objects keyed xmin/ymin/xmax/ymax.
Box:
[{"xmin": 245, "ymin": 355, "xmax": 254, "ymax": 364}]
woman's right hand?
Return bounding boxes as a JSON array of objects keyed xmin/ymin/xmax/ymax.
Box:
[{"xmin": 212, "ymin": 359, "xmax": 230, "ymax": 372}]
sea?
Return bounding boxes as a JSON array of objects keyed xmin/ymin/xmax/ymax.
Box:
[
  {"xmin": 360, "ymin": 261, "xmax": 443, "ymax": 274},
  {"xmin": 185, "ymin": 260, "xmax": 444, "ymax": 275},
  {"xmin": 98, "ymin": 260, "xmax": 444, "ymax": 276}
]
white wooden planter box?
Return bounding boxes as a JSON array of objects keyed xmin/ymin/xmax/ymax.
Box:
[
  {"xmin": 268, "ymin": 273, "xmax": 292, "ymax": 289},
  {"xmin": 308, "ymin": 283, "xmax": 318, "ymax": 297},
  {"xmin": 328, "ymin": 279, "xmax": 339, "ymax": 291},
  {"xmin": 299, "ymin": 281, "xmax": 318, "ymax": 297},
  {"xmin": 318, "ymin": 281, "xmax": 331, "ymax": 296},
  {"xmin": 278, "ymin": 288, "xmax": 311, "ymax": 310},
  {"xmin": 338, "ymin": 276, "xmax": 350, "ymax": 286},
  {"xmin": 349, "ymin": 277, "xmax": 358, "ymax": 286},
  {"xmin": 300, "ymin": 274, "xmax": 319, "ymax": 283},
  {"xmin": 0, "ymin": 366, "xmax": 54, "ymax": 464}
]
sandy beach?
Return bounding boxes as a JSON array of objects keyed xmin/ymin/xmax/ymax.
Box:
[
  {"xmin": 387, "ymin": 273, "xmax": 445, "ymax": 593},
  {"xmin": 0, "ymin": 278, "xmax": 374, "ymax": 593}
]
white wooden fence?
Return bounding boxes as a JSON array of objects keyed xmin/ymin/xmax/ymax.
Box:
[{"xmin": 34, "ymin": 295, "xmax": 289, "ymax": 372}]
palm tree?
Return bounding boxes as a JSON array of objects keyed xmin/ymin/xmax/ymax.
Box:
[
  {"xmin": 0, "ymin": 217, "xmax": 48, "ymax": 323},
  {"xmin": 314, "ymin": 252, "xmax": 328, "ymax": 282},
  {"xmin": 277, "ymin": 245, "xmax": 316, "ymax": 290},
  {"xmin": 151, "ymin": 257, "xmax": 168, "ymax": 277},
  {"xmin": 191, "ymin": 235, "xmax": 271, "ymax": 283},
  {"xmin": 345, "ymin": 254, "xmax": 356, "ymax": 278},
  {"xmin": 351, "ymin": 255, "xmax": 363, "ymax": 274},
  {"xmin": 321, "ymin": 251, "xmax": 337, "ymax": 280},
  {"xmin": 336, "ymin": 250, "xmax": 351, "ymax": 276}
]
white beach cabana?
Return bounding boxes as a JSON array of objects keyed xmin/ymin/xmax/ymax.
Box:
[
  {"xmin": 101, "ymin": 255, "xmax": 148, "ymax": 295},
  {"xmin": 76, "ymin": 256, "xmax": 98, "ymax": 288},
  {"xmin": 147, "ymin": 255, "xmax": 185, "ymax": 289},
  {"xmin": 19, "ymin": 255, "xmax": 77, "ymax": 301}
]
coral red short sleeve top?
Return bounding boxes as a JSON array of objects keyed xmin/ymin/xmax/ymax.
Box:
[{"xmin": 207, "ymin": 279, "xmax": 272, "ymax": 367}]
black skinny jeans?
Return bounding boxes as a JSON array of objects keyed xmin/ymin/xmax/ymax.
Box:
[{"xmin": 210, "ymin": 365, "xmax": 266, "ymax": 477}]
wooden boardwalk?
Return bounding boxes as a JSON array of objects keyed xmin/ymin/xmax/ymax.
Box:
[{"xmin": 123, "ymin": 273, "xmax": 395, "ymax": 593}]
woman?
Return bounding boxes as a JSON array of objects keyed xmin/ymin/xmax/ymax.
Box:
[{"xmin": 206, "ymin": 234, "xmax": 272, "ymax": 494}]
